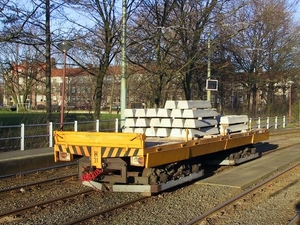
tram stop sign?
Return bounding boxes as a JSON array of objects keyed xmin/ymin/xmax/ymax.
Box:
[{"xmin": 206, "ymin": 79, "xmax": 218, "ymax": 91}]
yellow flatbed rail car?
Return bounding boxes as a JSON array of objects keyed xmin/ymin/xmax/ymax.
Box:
[
  {"xmin": 53, "ymin": 129, "xmax": 269, "ymax": 194},
  {"xmin": 54, "ymin": 129, "xmax": 269, "ymax": 169}
]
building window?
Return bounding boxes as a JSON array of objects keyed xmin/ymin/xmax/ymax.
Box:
[{"xmin": 238, "ymin": 96, "xmax": 243, "ymax": 103}]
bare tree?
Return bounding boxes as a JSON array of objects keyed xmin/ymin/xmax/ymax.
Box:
[
  {"xmin": 0, "ymin": 0, "xmax": 42, "ymax": 42},
  {"xmin": 63, "ymin": 0, "xmax": 134, "ymax": 119},
  {"xmin": 0, "ymin": 0, "xmax": 71, "ymax": 122},
  {"xmin": 127, "ymin": 0, "xmax": 239, "ymax": 104},
  {"xmin": 0, "ymin": 42, "xmax": 46, "ymax": 108},
  {"xmin": 223, "ymin": 0, "xmax": 298, "ymax": 117}
]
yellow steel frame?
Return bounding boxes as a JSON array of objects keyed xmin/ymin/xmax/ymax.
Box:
[
  {"xmin": 145, "ymin": 130, "xmax": 269, "ymax": 168},
  {"xmin": 53, "ymin": 131, "xmax": 146, "ymax": 168},
  {"xmin": 53, "ymin": 129, "xmax": 269, "ymax": 169}
]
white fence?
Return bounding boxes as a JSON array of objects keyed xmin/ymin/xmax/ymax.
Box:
[
  {"xmin": 250, "ymin": 116, "xmax": 286, "ymax": 130},
  {"xmin": 0, "ymin": 116, "xmax": 287, "ymax": 151},
  {"xmin": 0, "ymin": 119, "xmax": 121, "ymax": 151}
]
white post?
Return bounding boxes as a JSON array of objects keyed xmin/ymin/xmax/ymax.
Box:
[
  {"xmin": 20, "ymin": 123, "xmax": 25, "ymax": 150},
  {"xmin": 275, "ymin": 116, "xmax": 278, "ymax": 129},
  {"xmin": 258, "ymin": 117, "xmax": 261, "ymax": 129},
  {"xmin": 283, "ymin": 116, "xmax": 286, "ymax": 128},
  {"xmin": 115, "ymin": 118, "xmax": 119, "ymax": 132},
  {"xmin": 249, "ymin": 118, "xmax": 252, "ymax": 130},
  {"xmin": 49, "ymin": 122, "xmax": 53, "ymax": 147},
  {"xmin": 74, "ymin": 120, "xmax": 78, "ymax": 132},
  {"xmin": 96, "ymin": 119, "xmax": 99, "ymax": 132},
  {"xmin": 266, "ymin": 117, "xmax": 269, "ymax": 129}
]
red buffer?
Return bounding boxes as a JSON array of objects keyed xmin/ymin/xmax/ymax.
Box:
[{"xmin": 81, "ymin": 169, "xmax": 103, "ymax": 181}]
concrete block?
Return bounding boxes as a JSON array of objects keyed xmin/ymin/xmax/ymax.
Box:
[
  {"xmin": 135, "ymin": 108, "xmax": 147, "ymax": 117},
  {"xmin": 182, "ymin": 109, "xmax": 219, "ymax": 118},
  {"xmin": 185, "ymin": 129, "xmax": 206, "ymax": 139},
  {"xmin": 177, "ymin": 100, "xmax": 212, "ymax": 109},
  {"xmin": 145, "ymin": 128, "xmax": 157, "ymax": 137},
  {"xmin": 186, "ymin": 127, "xmax": 219, "ymax": 138},
  {"xmin": 150, "ymin": 118, "xmax": 161, "ymax": 127},
  {"xmin": 181, "ymin": 129, "xmax": 190, "ymax": 137},
  {"xmin": 124, "ymin": 118, "xmax": 136, "ymax": 127},
  {"xmin": 146, "ymin": 108, "xmax": 158, "ymax": 117},
  {"xmin": 170, "ymin": 109, "xmax": 183, "ymax": 118},
  {"xmin": 184, "ymin": 119, "xmax": 218, "ymax": 128},
  {"xmin": 160, "ymin": 118, "xmax": 172, "ymax": 127},
  {"xmin": 219, "ymin": 124, "xmax": 249, "ymax": 135},
  {"xmin": 134, "ymin": 128, "xmax": 146, "ymax": 133},
  {"xmin": 199, "ymin": 127, "xmax": 219, "ymax": 135},
  {"xmin": 170, "ymin": 128, "xmax": 183, "ymax": 137},
  {"xmin": 220, "ymin": 115, "xmax": 249, "ymax": 124},
  {"xmin": 172, "ymin": 119, "xmax": 185, "ymax": 128},
  {"xmin": 156, "ymin": 128, "xmax": 171, "ymax": 137},
  {"xmin": 123, "ymin": 127, "xmax": 134, "ymax": 133},
  {"xmin": 124, "ymin": 109, "xmax": 136, "ymax": 117},
  {"xmin": 164, "ymin": 100, "xmax": 178, "ymax": 109},
  {"xmin": 136, "ymin": 118, "xmax": 150, "ymax": 127},
  {"xmin": 157, "ymin": 108, "xmax": 171, "ymax": 117}
]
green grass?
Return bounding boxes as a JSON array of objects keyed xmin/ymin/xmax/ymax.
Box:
[{"xmin": 0, "ymin": 111, "xmax": 120, "ymax": 126}]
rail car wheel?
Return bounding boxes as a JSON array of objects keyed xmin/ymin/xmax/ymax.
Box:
[
  {"xmin": 159, "ymin": 172, "xmax": 169, "ymax": 183},
  {"xmin": 142, "ymin": 161, "xmax": 202, "ymax": 185},
  {"xmin": 142, "ymin": 168, "xmax": 158, "ymax": 184},
  {"xmin": 149, "ymin": 174, "xmax": 158, "ymax": 184},
  {"xmin": 191, "ymin": 164, "xmax": 200, "ymax": 173}
]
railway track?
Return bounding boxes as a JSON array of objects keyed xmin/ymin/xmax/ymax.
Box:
[
  {"xmin": 59, "ymin": 129, "xmax": 299, "ymax": 225},
  {"xmin": 0, "ymin": 162, "xmax": 77, "ymax": 179},
  {"xmin": 63, "ymin": 196, "xmax": 150, "ymax": 225},
  {"xmin": 0, "ymin": 128, "xmax": 298, "ymax": 224},
  {"xmin": 288, "ymin": 213, "xmax": 300, "ymax": 225},
  {"xmin": 184, "ymin": 161, "xmax": 300, "ymax": 225},
  {"xmin": 269, "ymin": 127, "xmax": 300, "ymax": 137},
  {"xmin": 64, "ymin": 132, "xmax": 300, "ymax": 224},
  {"xmin": 0, "ymin": 189, "xmax": 93, "ymax": 221},
  {"xmin": 0, "ymin": 174, "xmax": 77, "ymax": 194}
]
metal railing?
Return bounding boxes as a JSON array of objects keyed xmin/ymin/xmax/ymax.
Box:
[
  {"xmin": 0, "ymin": 118, "xmax": 120, "ymax": 151},
  {"xmin": 0, "ymin": 116, "xmax": 288, "ymax": 151},
  {"xmin": 249, "ymin": 116, "xmax": 286, "ymax": 130}
]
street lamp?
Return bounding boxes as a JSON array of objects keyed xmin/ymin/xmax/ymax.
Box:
[
  {"xmin": 287, "ymin": 80, "xmax": 294, "ymax": 124},
  {"xmin": 57, "ymin": 41, "xmax": 73, "ymax": 130}
]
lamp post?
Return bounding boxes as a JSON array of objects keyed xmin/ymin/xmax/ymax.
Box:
[
  {"xmin": 287, "ymin": 80, "xmax": 294, "ymax": 124},
  {"xmin": 57, "ymin": 41, "xmax": 73, "ymax": 130}
]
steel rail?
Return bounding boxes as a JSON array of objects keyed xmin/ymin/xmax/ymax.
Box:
[
  {"xmin": 63, "ymin": 196, "xmax": 150, "ymax": 225},
  {"xmin": 287, "ymin": 212, "xmax": 300, "ymax": 225},
  {"xmin": 184, "ymin": 161, "xmax": 300, "ymax": 225},
  {"xmin": 0, "ymin": 174, "xmax": 77, "ymax": 193},
  {"xmin": 0, "ymin": 162, "xmax": 77, "ymax": 179},
  {"xmin": 0, "ymin": 189, "xmax": 93, "ymax": 218}
]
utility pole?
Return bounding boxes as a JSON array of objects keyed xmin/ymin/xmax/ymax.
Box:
[
  {"xmin": 207, "ymin": 31, "xmax": 211, "ymax": 102},
  {"xmin": 120, "ymin": 0, "xmax": 127, "ymax": 127}
]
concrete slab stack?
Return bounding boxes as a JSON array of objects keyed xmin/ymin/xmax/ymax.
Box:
[
  {"xmin": 123, "ymin": 100, "xmax": 249, "ymax": 139},
  {"xmin": 219, "ymin": 115, "xmax": 249, "ymax": 135},
  {"xmin": 123, "ymin": 100, "xmax": 221, "ymax": 139}
]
